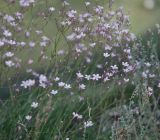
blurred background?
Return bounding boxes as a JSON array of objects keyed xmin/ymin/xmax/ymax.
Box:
[
  {"xmin": 63, "ymin": 0, "xmax": 160, "ymax": 33},
  {"xmin": 0, "ymin": 0, "xmax": 160, "ymax": 33},
  {"xmin": 115, "ymin": 0, "xmax": 160, "ymax": 33}
]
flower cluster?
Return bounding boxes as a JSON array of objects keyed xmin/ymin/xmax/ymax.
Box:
[
  {"xmin": 53, "ymin": 3, "xmax": 137, "ymax": 88},
  {"xmin": 19, "ymin": 0, "xmax": 35, "ymax": 7},
  {"xmin": 1, "ymin": 1, "xmax": 160, "ymax": 139}
]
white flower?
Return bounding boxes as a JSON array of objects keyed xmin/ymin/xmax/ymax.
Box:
[
  {"xmin": 31, "ymin": 102, "xmax": 38, "ymax": 108},
  {"xmin": 111, "ymin": 65, "xmax": 118, "ymax": 70},
  {"xmin": 40, "ymin": 41, "xmax": 47, "ymax": 47},
  {"xmin": 50, "ymin": 90, "xmax": 58, "ymax": 95},
  {"xmin": 105, "ymin": 45, "xmax": 112, "ymax": 50},
  {"xmin": 49, "ymin": 7, "xmax": 55, "ymax": 12},
  {"xmin": 28, "ymin": 59, "xmax": 33, "ymax": 64},
  {"xmin": 25, "ymin": 115, "xmax": 32, "ymax": 120},
  {"xmin": 76, "ymin": 32, "xmax": 86, "ymax": 39},
  {"xmin": 124, "ymin": 49, "xmax": 130, "ymax": 54},
  {"xmin": 39, "ymin": 75, "xmax": 47, "ymax": 82},
  {"xmin": 0, "ymin": 40, "xmax": 4, "ymax": 46},
  {"xmin": 39, "ymin": 74, "xmax": 48, "ymax": 88},
  {"xmin": 64, "ymin": 84, "xmax": 71, "ymax": 89},
  {"xmin": 128, "ymin": 55, "xmax": 132, "ymax": 59},
  {"xmin": 29, "ymin": 41, "xmax": 35, "ymax": 47},
  {"xmin": 42, "ymin": 36, "xmax": 49, "ymax": 41},
  {"xmin": 148, "ymin": 87, "xmax": 153, "ymax": 92},
  {"xmin": 97, "ymin": 64, "xmax": 102, "ymax": 69},
  {"xmin": 104, "ymin": 77, "xmax": 110, "ymax": 82},
  {"xmin": 103, "ymin": 52, "xmax": 110, "ymax": 58},
  {"xmin": 85, "ymin": 2, "xmax": 90, "ymax": 6},
  {"xmin": 58, "ymin": 82, "xmax": 65, "ymax": 87},
  {"xmin": 84, "ymin": 121, "xmax": 94, "ymax": 128},
  {"xmin": 20, "ymin": 41, "xmax": 26, "ymax": 47},
  {"xmin": 54, "ymin": 77, "xmax": 60, "ymax": 81},
  {"xmin": 95, "ymin": 6, "xmax": 103, "ymax": 14},
  {"xmin": 19, "ymin": 0, "xmax": 35, "ymax": 7},
  {"xmin": 5, "ymin": 60, "xmax": 15, "ymax": 67},
  {"xmin": 3, "ymin": 30, "xmax": 12, "ymax": 37},
  {"xmin": 145, "ymin": 62, "xmax": 151, "ymax": 67},
  {"xmin": 76, "ymin": 72, "xmax": 84, "ymax": 78},
  {"xmin": 4, "ymin": 15, "xmax": 15, "ymax": 23},
  {"xmin": 73, "ymin": 112, "xmax": 83, "ymax": 119},
  {"xmin": 57, "ymin": 50, "xmax": 65, "ymax": 55},
  {"xmin": 142, "ymin": 72, "xmax": 147, "ymax": 78},
  {"xmin": 107, "ymin": 72, "xmax": 113, "ymax": 77},
  {"xmin": 92, "ymin": 74, "xmax": 101, "ymax": 81},
  {"xmin": 67, "ymin": 10, "xmax": 77, "ymax": 18},
  {"xmin": 85, "ymin": 75, "xmax": 91, "ymax": 80},
  {"xmin": 79, "ymin": 84, "xmax": 86, "ymax": 90},
  {"xmin": 63, "ymin": 1, "xmax": 69, "ymax": 6},
  {"xmin": 89, "ymin": 43, "xmax": 96, "ymax": 48},
  {"xmin": 124, "ymin": 78, "xmax": 129, "ymax": 82},
  {"xmin": 67, "ymin": 33, "xmax": 76, "ymax": 41},
  {"xmin": 86, "ymin": 57, "xmax": 91, "ymax": 63},
  {"xmin": 122, "ymin": 62, "xmax": 129, "ymax": 67},
  {"xmin": 158, "ymin": 83, "xmax": 160, "ymax": 88},
  {"xmin": 21, "ymin": 79, "xmax": 35, "ymax": 88},
  {"xmin": 4, "ymin": 52, "xmax": 14, "ymax": 57},
  {"xmin": 149, "ymin": 74, "xmax": 155, "ymax": 78}
]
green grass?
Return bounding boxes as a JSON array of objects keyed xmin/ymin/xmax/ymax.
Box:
[
  {"xmin": 1, "ymin": 0, "xmax": 160, "ymax": 139},
  {"xmin": 0, "ymin": 83, "xmax": 134, "ymax": 139}
]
